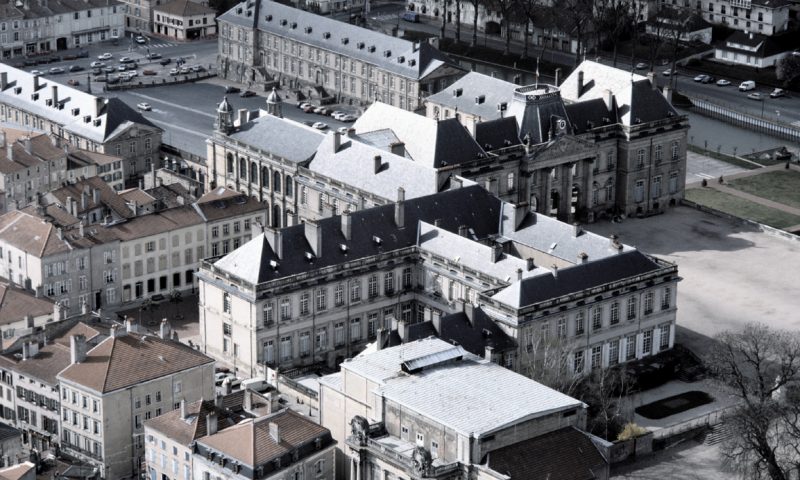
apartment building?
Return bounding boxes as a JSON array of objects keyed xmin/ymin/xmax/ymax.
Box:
[
  {"xmin": 0, "ymin": 0, "xmax": 124, "ymax": 59},
  {"xmin": 216, "ymin": 0, "xmax": 464, "ymax": 110},
  {"xmin": 57, "ymin": 323, "xmax": 215, "ymax": 479},
  {"xmin": 425, "ymin": 62, "xmax": 689, "ymax": 220},
  {"xmin": 0, "ymin": 131, "xmax": 67, "ymax": 213},
  {"xmin": 0, "ymin": 66, "xmax": 163, "ymax": 186},
  {"xmin": 0, "ymin": 282, "xmax": 56, "ymax": 347},
  {"xmin": 197, "ymin": 185, "xmax": 678, "ymax": 382},
  {"xmin": 153, "ymin": 0, "xmax": 217, "ymax": 41},
  {"xmin": 662, "ymin": 0, "xmax": 790, "ymax": 35},
  {"xmin": 320, "ymin": 337, "xmax": 608, "ymax": 480},
  {"xmin": 193, "ymin": 409, "xmax": 336, "ymax": 480}
]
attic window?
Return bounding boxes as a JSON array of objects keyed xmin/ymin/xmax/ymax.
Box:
[
  {"xmin": 372, "ymin": 235, "xmax": 382, "ymax": 245},
  {"xmin": 280, "ymin": 19, "xmax": 287, "ymax": 26},
  {"xmin": 236, "ymin": 7, "xmax": 242, "ymax": 13},
  {"xmin": 357, "ymin": 42, "xmax": 365, "ymax": 49},
  {"xmin": 83, "ymin": 115, "xmax": 91, "ymax": 123},
  {"xmin": 408, "ymin": 59, "xmax": 416, "ymax": 66},
  {"xmin": 322, "ymin": 32, "xmax": 330, "ymax": 39},
  {"xmin": 45, "ymin": 98, "xmax": 53, "ymax": 107},
  {"xmin": 93, "ymin": 119, "xmax": 101, "ymax": 127},
  {"xmin": 475, "ymin": 95, "xmax": 485, "ymax": 105},
  {"xmin": 13, "ymin": 87, "xmax": 21, "ymax": 95},
  {"xmin": 383, "ymin": 50, "xmax": 391, "ymax": 57},
  {"xmin": 497, "ymin": 102, "xmax": 507, "ymax": 112},
  {"xmin": 340, "ymin": 243, "xmax": 348, "ymax": 253},
  {"xmin": 290, "ymin": 22, "xmax": 297, "ymax": 29},
  {"xmin": 269, "ymin": 260, "xmax": 279, "ymax": 270},
  {"xmin": 304, "ymin": 252, "xmax": 315, "ymax": 262},
  {"xmin": 246, "ymin": 10, "xmax": 252, "ymax": 16},
  {"xmin": 453, "ymin": 88, "xmax": 463, "ymax": 97},
  {"xmin": 71, "ymin": 108, "xmax": 80, "ymax": 116},
  {"xmin": 367, "ymin": 45, "xmax": 376, "ymax": 53},
  {"xmin": 397, "ymin": 56, "xmax": 405, "ymax": 63},
  {"xmin": 58, "ymin": 103, "xmax": 65, "ymax": 110},
  {"xmin": 31, "ymin": 93, "xmax": 39, "ymax": 101},
  {"xmin": 341, "ymin": 37, "xmax": 349, "ymax": 44},
  {"xmin": 265, "ymin": 14, "xmax": 272, "ymax": 21},
  {"xmin": 305, "ymin": 26, "xmax": 312, "ymax": 33}
]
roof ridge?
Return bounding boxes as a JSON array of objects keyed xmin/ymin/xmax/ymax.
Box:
[{"xmin": 99, "ymin": 336, "xmax": 117, "ymax": 393}]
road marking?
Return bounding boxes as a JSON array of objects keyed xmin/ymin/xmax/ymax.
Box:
[
  {"xmin": 124, "ymin": 91, "xmax": 215, "ymax": 119},
  {"xmin": 695, "ymin": 173, "xmax": 714, "ymax": 179}
]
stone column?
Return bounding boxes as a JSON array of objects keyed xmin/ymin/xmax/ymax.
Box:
[
  {"xmin": 543, "ymin": 167, "xmax": 553, "ymax": 215},
  {"xmin": 561, "ymin": 163, "xmax": 573, "ymax": 223},
  {"xmin": 584, "ymin": 157, "xmax": 595, "ymax": 221}
]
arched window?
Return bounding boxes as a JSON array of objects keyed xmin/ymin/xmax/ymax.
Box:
[
  {"xmin": 238, "ymin": 157, "xmax": 247, "ymax": 180},
  {"xmin": 273, "ymin": 171, "xmax": 282, "ymax": 193},
  {"xmin": 250, "ymin": 162, "xmax": 258, "ymax": 184},
  {"xmin": 226, "ymin": 153, "xmax": 234, "ymax": 175},
  {"xmin": 272, "ymin": 204, "xmax": 281, "ymax": 228},
  {"xmin": 285, "ymin": 175, "xmax": 293, "ymax": 197},
  {"xmin": 261, "ymin": 166, "xmax": 269, "ymax": 190}
]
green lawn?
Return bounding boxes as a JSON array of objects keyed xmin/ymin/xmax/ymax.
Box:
[
  {"xmin": 727, "ymin": 170, "xmax": 800, "ymax": 211},
  {"xmin": 686, "ymin": 188, "xmax": 800, "ymax": 229}
]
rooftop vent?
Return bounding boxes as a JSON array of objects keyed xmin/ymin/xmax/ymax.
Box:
[
  {"xmin": 475, "ymin": 95, "xmax": 485, "ymax": 104},
  {"xmin": 341, "ymin": 37, "xmax": 349, "ymax": 44},
  {"xmin": 83, "ymin": 115, "xmax": 91, "ymax": 123},
  {"xmin": 45, "ymin": 98, "xmax": 53, "ymax": 106},
  {"xmin": 305, "ymin": 26, "xmax": 312, "ymax": 33},
  {"xmin": 13, "ymin": 87, "xmax": 21, "ymax": 94},
  {"xmin": 31, "ymin": 93, "xmax": 39, "ymax": 101},
  {"xmin": 323, "ymin": 32, "xmax": 331, "ymax": 39},
  {"xmin": 236, "ymin": 7, "xmax": 242, "ymax": 13},
  {"xmin": 93, "ymin": 119, "xmax": 101, "ymax": 126},
  {"xmin": 497, "ymin": 102, "xmax": 507, "ymax": 111},
  {"xmin": 246, "ymin": 10, "xmax": 252, "ymax": 16},
  {"xmin": 265, "ymin": 14, "xmax": 272, "ymax": 21}
]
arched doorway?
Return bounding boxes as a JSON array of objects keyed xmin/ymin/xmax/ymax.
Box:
[
  {"xmin": 549, "ymin": 190, "xmax": 560, "ymax": 217},
  {"xmin": 530, "ymin": 194, "xmax": 538, "ymax": 212},
  {"xmin": 272, "ymin": 204, "xmax": 282, "ymax": 228}
]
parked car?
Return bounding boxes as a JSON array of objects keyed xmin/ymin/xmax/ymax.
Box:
[
  {"xmin": 68, "ymin": 65, "xmax": 83, "ymax": 72},
  {"xmin": 106, "ymin": 75, "xmax": 120, "ymax": 84},
  {"xmin": 401, "ymin": 11, "xmax": 419, "ymax": 22},
  {"xmin": 302, "ymin": 121, "xmax": 315, "ymax": 127},
  {"xmin": 747, "ymin": 92, "xmax": 763, "ymax": 101},
  {"xmin": 150, "ymin": 293, "xmax": 164, "ymax": 302},
  {"xmin": 190, "ymin": 65, "xmax": 205, "ymax": 72},
  {"xmin": 146, "ymin": 52, "xmax": 162, "ymax": 60},
  {"xmin": 119, "ymin": 56, "xmax": 136, "ymax": 64},
  {"xmin": 312, "ymin": 122, "xmax": 328, "ymax": 130},
  {"xmin": 142, "ymin": 69, "xmax": 157, "ymax": 76},
  {"xmin": 239, "ymin": 90, "xmax": 256, "ymax": 97},
  {"xmin": 67, "ymin": 79, "xmax": 80, "ymax": 86},
  {"xmin": 169, "ymin": 68, "xmax": 179, "ymax": 76},
  {"xmin": 716, "ymin": 79, "xmax": 731, "ymax": 86},
  {"xmin": 90, "ymin": 61, "xmax": 105, "ymax": 68},
  {"xmin": 302, "ymin": 104, "xmax": 315, "ymax": 113},
  {"xmin": 98, "ymin": 52, "xmax": 113, "ymax": 60},
  {"xmin": 48, "ymin": 67, "xmax": 65, "ymax": 74},
  {"xmin": 30, "ymin": 69, "xmax": 43, "ymax": 76},
  {"xmin": 331, "ymin": 110, "xmax": 345, "ymax": 119},
  {"xmin": 214, "ymin": 372, "xmax": 234, "ymax": 386},
  {"xmin": 337, "ymin": 126, "xmax": 349, "ymax": 134},
  {"xmin": 313, "ymin": 106, "xmax": 328, "ymax": 115},
  {"xmin": 739, "ymin": 80, "xmax": 756, "ymax": 91},
  {"xmin": 102, "ymin": 66, "xmax": 115, "ymax": 73},
  {"xmin": 700, "ymin": 75, "xmax": 715, "ymax": 84},
  {"xmin": 135, "ymin": 36, "xmax": 147, "ymax": 44},
  {"xmin": 340, "ymin": 114, "xmax": 357, "ymax": 122},
  {"xmin": 693, "ymin": 74, "xmax": 708, "ymax": 82},
  {"xmin": 225, "ymin": 86, "xmax": 241, "ymax": 94},
  {"xmin": 93, "ymin": 75, "xmax": 107, "ymax": 82},
  {"xmin": 298, "ymin": 102, "xmax": 311, "ymax": 110},
  {"xmin": 117, "ymin": 65, "xmax": 128, "ymax": 72},
  {"xmin": 159, "ymin": 58, "xmax": 172, "ymax": 66},
  {"xmin": 770, "ymin": 88, "xmax": 785, "ymax": 98},
  {"xmin": 127, "ymin": 70, "xmax": 138, "ymax": 78},
  {"xmin": 662, "ymin": 68, "xmax": 674, "ymax": 76},
  {"xmin": 635, "ymin": 62, "xmax": 648, "ymax": 70}
]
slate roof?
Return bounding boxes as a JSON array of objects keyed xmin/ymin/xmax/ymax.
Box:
[
  {"xmin": 198, "ymin": 409, "xmax": 332, "ymax": 467},
  {"xmin": 433, "ymin": 308, "xmax": 516, "ymax": 356},
  {"xmin": 0, "ymin": 282, "xmax": 54, "ymax": 326},
  {"xmin": 426, "ymin": 72, "xmax": 518, "ymax": 121},
  {"xmin": 559, "ymin": 61, "xmax": 677, "ymax": 126},
  {"xmin": 353, "ymin": 102, "xmax": 486, "ymax": 168},
  {"xmin": 58, "ymin": 332, "xmax": 213, "ymax": 394},
  {"xmin": 0, "ymin": 65, "xmax": 159, "ymax": 144},
  {"xmin": 564, "ymin": 98, "xmax": 617, "ymax": 135},
  {"xmin": 307, "ymin": 133, "xmax": 440, "ymax": 201},
  {"xmin": 485, "ymin": 426, "xmax": 608, "ymax": 480},
  {"xmin": 720, "ymin": 31, "xmax": 795, "ymax": 58},
  {"xmin": 342, "ymin": 338, "xmax": 583, "ymax": 436},
  {"xmin": 219, "ymin": 0, "xmax": 460, "ymax": 80},
  {"xmin": 210, "ymin": 185, "xmax": 502, "ymax": 285},
  {"xmin": 491, "ymin": 250, "xmax": 662, "ymax": 309},
  {"xmin": 227, "ymin": 112, "xmax": 324, "ymax": 164},
  {"xmin": 474, "ymin": 116, "xmax": 520, "ymax": 150},
  {"xmin": 144, "ymin": 399, "xmax": 241, "ymax": 446},
  {"xmin": 155, "ymin": 0, "xmax": 215, "ymax": 16}
]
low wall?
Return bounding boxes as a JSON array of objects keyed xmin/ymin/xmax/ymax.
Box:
[
  {"xmin": 608, "ymin": 433, "xmax": 653, "ymax": 464},
  {"xmin": 681, "ymin": 199, "xmax": 800, "ymax": 242},
  {"xmin": 687, "ymin": 96, "xmax": 800, "ymax": 142}
]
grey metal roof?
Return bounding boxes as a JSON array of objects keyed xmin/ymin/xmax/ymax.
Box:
[
  {"xmin": 0, "ymin": 65, "xmax": 159, "ymax": 143},
  {"xmin": 474, "ymin": 116, "xmax": 520, "ymax": 150},
  {"xmin": 218, "ymin": 0, "xmax": 459, "ymax": 80},
  {"xmin": 426, "ymin": 72, "xmax": 518, "ymax": 121},
  {"xmin": 507, "ymin": 85, "xmax": 572, "ymax": 145},
  {"xmin": 308, "ymin": 132, "xmax": 440, "ymax": 201},
  {"xmin": 353, "ymin": 102, "xmax": 486, "ymax": 168},
  {"xmin": 227, "ymin": 112, "xmax": 324, "ymax": 163}
]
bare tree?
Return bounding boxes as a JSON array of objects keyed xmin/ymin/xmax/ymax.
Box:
[
  {"xmin": 577, "ymin": 367, "xmax": 634, "ymax": 440},
  {"xmin": 468, "ymin": 0, "xmax": 482, "ymax": 47},
  {"xmin": 486, "ymin": 0, "xmax": 516, "ymax": 55},
  {"xmin": 550, "ymin": 0, "xmax": 593, "ymax": 66},
  {"xmin": 518, "ymin": 330, "xmax": 583, "ymax": 397},
  {"xmin": 515, "ymin": 0, "xmax": 541, "ymax": 60},
  {"xmin": 455, "ymin": 0, "xmax": 462, "ymax": 43},
  {"xmin": 592, "ymin": 0, "xmax": 634, "ymax": 67},
  {"xmin": 707, "ymin": 323, "xmax": 800, "ymax": 480}
]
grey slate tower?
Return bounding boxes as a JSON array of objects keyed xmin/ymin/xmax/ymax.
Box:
[
  {"xmin": 506, "ymin": 85, "xmax": 571, "ymax": 145},
  {"xmin": 266, "ymin": 87, "xmax": 282, "ymax": 118},
  {"xmin": 215, "ymin": 96, "xmax": 234, "ymax": 134}
]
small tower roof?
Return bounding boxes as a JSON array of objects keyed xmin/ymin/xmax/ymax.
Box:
[
  {"xmin": 266, "ymin": 87, "xmax": 282, "ymax": 105},
  {"xmin": 217, "ymin": 96, "xmax": 233, "ymax": 113}
]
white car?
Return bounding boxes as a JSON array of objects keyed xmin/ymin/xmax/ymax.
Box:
[
  {"xmin": 693, "ymin": 74, "xmax": 708, "ymax": 82},
  {"xmin": 30, "ymin": 69, "xmax": 42, "ymax": 76},
  {"xmin": 769, "ymin": 88, "xmax": 785, "ymax": 98},
  {"xmin": 747, "ymin": 92, "xmax": 763, "ymax": 101},
  {"xmin": 716, "ymin": 79, "xmax": 731, "ymax": 86},
  {"xmin": 340, "ymin": 114, "xmax": 357, "ymax": 122},
  {"xmin": 137, "ymin": 102, "xmax": 151, "ymax": 111},
  {"xmin": 126, "ymin": 70, "xmax": 138, "ymax": 78},
  {"xmin": 337, "ymin": 126, "xmax": 349, "ymax": 134},
  {"xmin": 98, "ymin": 53, "xmax": 113, "ymax": 60},
  {"xmin": 635, "ymin": 62, "xmax": 648, "ymax": 70},
  {"xmin": 135, "ymin": 36, "xmax": 147, "ymax": 44},
  {"xmin": 312, "ymin": 122, "xmax": 328, "ymax": 130},
  {"xmin": 90, "ymin": 61, "xmax": 105, "ymax": 68},
  {"xmin": 662, "ymin": 69, "xmax": 674, "ymax": 76}
]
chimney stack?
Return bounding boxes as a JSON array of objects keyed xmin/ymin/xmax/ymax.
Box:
[
  {"xmin": 647, "ymin": 72, "xmax": 657, "ymax": 90},
  {"xmin": 92, "ymin": 188, "xmax": 100, "ymax": 205},
  {"xmin": 577, "ymin": 252, "xmax": 589, "ymax": 264},
  {"xmin": 602, "ymin": 89, "xmax": 613, "ymax": 111},
  {"xmin": 458, "ymin": 225, "xmax": 468, "ymax": 237},
  {"xmin": 180, "ymin": 399, "xmax": 187, "ymax": 419},
  {"xmin": 577, "ymin": 71, "xmax": 584, "ymax": 96},
  {"xmin": 0, "ymin": 130, "xmax": 5, "ymax": 148},
  {"xmin": 572, "ymin": 223, "xmax": 582, "ymax": 237},
  {"xmin": 304, "ymin": 220, "xmax": 322, "ymax": 257},
  {"xmin": 0, "ymin": 72, "xmax": 7, "ymax": 90},
  {"xmin": 347, "ymin": 128, "xmax": 356, "ymax": 138},
  {"xmin": 516, "ymin": 268, "xmax": 523, "ymax": 281},
  {"xmin": 22, "ymin": 137, "xmax": 31, "ymax": 155},
  {"xmin": 373, "ymin": 155, "xmax": 382, "ymax": 174},
  {"xmin": 27, "ymin": 341, "xmax": 39, "ymax": 358},
  {"xmin": 390, "ymin": 141, "xmax": 405, "ymax": 157},
  {"xmin": 552, "ymin": 264, "xmax": 559, "ymax": 279},
  {"xmin": 22, "ymin": 342, "xmax": 30, "ymax": 361},
  {"xmin": 484, "ymin": 345, "xmax": 494, "ymax": 362},
  {"xmin": 394, "ymin": 187, "xmax": 405, "ymax": 228},
  {"xmin": 159, "ymin": 319, "xmax": 171, "ymax": 339},
  {"xmin": 51, "ymin": 85, "xmax": 59, "ymax": 106},
  {"xmin": 375, "ymin": 328, "xmax": 388, "ymax": 350},
  {"xmin": 513, "ymin": 203, "xmax": 528, "ymax": 231},
  {"xmin": 206, "ymin": 413, "xmax": 218, "ymax": 436},
  {"xmin": 6, "ymin": 143, "xmax": 12, "ymax": 162},
  {"xmin": 526, "ymin": 258, "xmax": 535, "ymax": 271},
  {"xmin": 463, "ymin": 301, "xmax": 475, "ymax": 325},
  {"xmin": 341, "ymin": 209, "xmax": 352, "ymax": 240},
  {"xmin": 79, "ymin": 222, "xmax": 85, "ymax": 237},
  {"xmin": 331, "ymin": 130, "xmax": 341, "ymax": 152},
  {"xmin": 81, "ymin": 190, "xmax": 88, "ymax": 210},
  {"xmin": 266, "ymin": 229, "xmax": 283, "ymax": 259},
  {"xmin": 33, "ymin": 74, "xmax": 40, "ymax": 91},
  {"xmin": 70, "ymin": 334, "xmax": 87, "ymax": 364},
  {"xmin": 491, "ymin": 243, "xmax": 502, "ymax": 263}
]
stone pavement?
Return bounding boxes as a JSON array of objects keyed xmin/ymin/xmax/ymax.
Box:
[
  {"xmin": 611, "ymin": 440, "xmax": 730, "ymax": 480},
  {"xmin": 629, "ymin": 380, "xmax": 740, "ymax": 433}
]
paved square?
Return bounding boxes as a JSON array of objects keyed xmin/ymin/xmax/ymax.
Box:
[{"xmin": 589, "ymin": 206, "xmax": 800, "ymax": 344}]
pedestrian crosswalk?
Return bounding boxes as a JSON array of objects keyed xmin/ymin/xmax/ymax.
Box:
[{"xmin": 143, "ymin": 42, "xmax": 177, "ymax": 49}]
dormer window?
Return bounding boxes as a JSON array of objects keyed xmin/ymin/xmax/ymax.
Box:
[
  {"xmin": 322, "ymin": 32, "xmax": 330, "ymax": 39},
  {"xmin": 71, "ymin": 108, "xmax": 80, "ymax": 116}
]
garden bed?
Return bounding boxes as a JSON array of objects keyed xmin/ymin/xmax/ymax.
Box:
[{"xmin": 635, "ymin": 391, "xmax": 714, "ymax": 420}]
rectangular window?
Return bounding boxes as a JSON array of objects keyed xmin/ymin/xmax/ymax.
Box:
[
  {"xmin": 280, "ymin": 336, "xmax": 292, "ymax": 362},
  {"xmin": 263, "ymin": 302, "xmax": 274, "ymax": 326},
  {"xmin": 383, "ymin": 271, "xmax": 394, "ymax": 295},
  {"xmin": 573, "ymin": 350, "xmax": 585, "ymax": 373},
  {"xmin": 644, "ymin": 291, "xmax": 654, "ymax": 314},
  {"xmin": 642, "ymin": 330, "xmax": 653, "ymax": 355},
  {"xmin": 368, "ymin": 274, "xmax": 378, "ymax": 298},
  {"xmin": 627, "ymin": 297, "xmax": 636, "ymax": 320},
  {"xmin": 592, "ymin": 307, "xmax": 602, "ymax": 331},
  {"xmin": 316, "ymin": 288, "xmax": 326, "ymax": 311},
  {"xmin": 660, "ymin": 324, "xmax": 670, "ymax": 350},
  {"xmin": 662, "ymin": 287, "xmax": 671, "ymax": 310},
  {"xmin": 402, "ymin": 267, "xmax": 412, "ymax": 288},
  {"xmin": 350, "ymin": 281, "xmax": 361, "ymax": 302},
  {"xmin": 368, "ymin": 313, "xmax": 378, "ymax": 338},
  {"xmin": 350, "ymin": 318, "xmax": 361, "ymax": 341},
  {"xmin": 316, "ymin": 328, "xmax": 327, "ymax": 350},
  {"xmin": 557, "ymin": 317, "xmax": 566, "ymax": 338},
  {"xmin": 591, "ymin": 345, "xmax": 602, "ymax": 369},
  {"xmin": 334, "ymin": 322, "xmax": 344, "ymax": 346},
  {"xmin": 334, "ymin": 284, "xmax": 344, "ymax": 307},
  {"xmin": 610, "ymin": 302, "xmax": 619, "ymax": 325},
  {"xmin": 223, "ymin": 293, "xmax": 231, "ymax": 313},
  {"xmin": 608, "ymin": 340, "xmax": 619, "ymax": 366},
  {"xmin": 280, "ymin": 298, "xmax": 291, "ymax": 320},
  {"xmin": 400, "ymin": 425, "xmax": 409, "ymax": 441},
  {"xmin": 299, "ymin": 332, "xmax": 310, "ymax": 356},
  {"xmin": 575, "ymin": 310, "xmax": 585, "ymax": 335},
  {"xmin": 626, "ymin": 335, "xmax": 636, "ymax": 360},
  {"xmin": 300, "ymin": 293, "xmax": 309, "ymax": 315}
]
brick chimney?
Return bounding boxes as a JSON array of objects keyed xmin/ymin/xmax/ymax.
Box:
[{"xmin": 70, "ymin": 335, "xmax": 87, "ymax": 364}]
